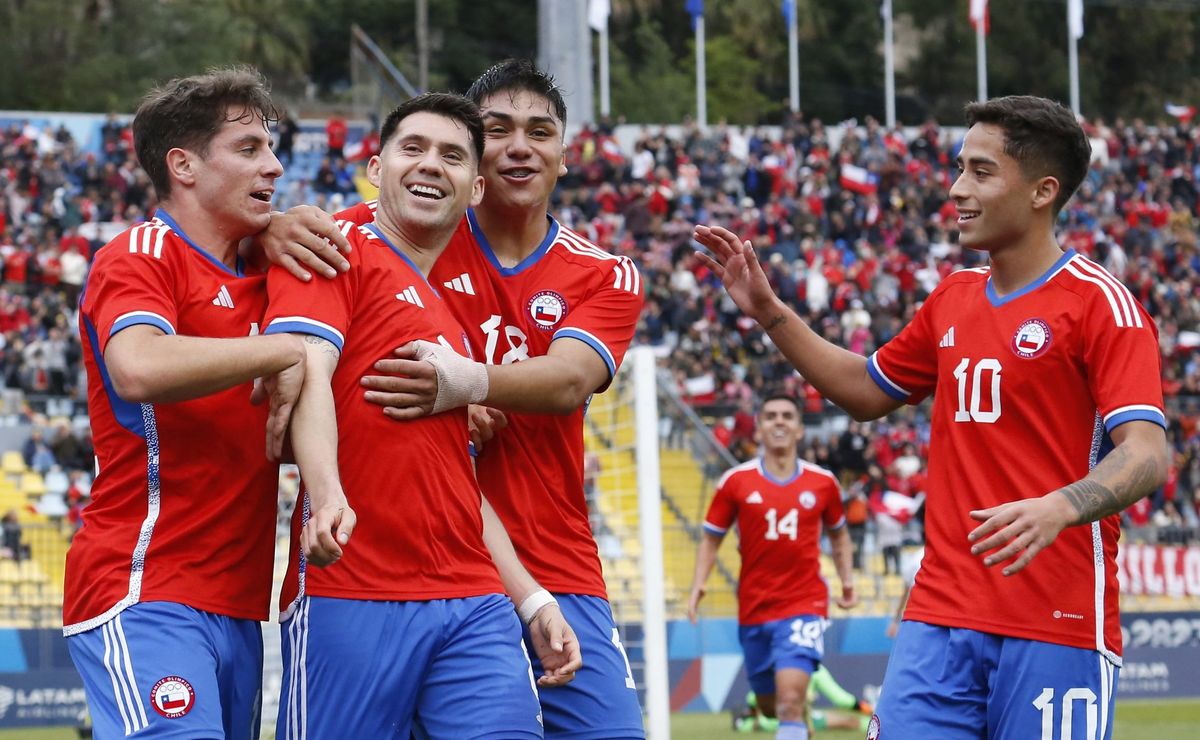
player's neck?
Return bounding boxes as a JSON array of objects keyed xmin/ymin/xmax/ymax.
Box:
[
  {"xmin": 159, "ymin": 198, "xmax": 241, "ymax": 269},
  {"xmin": 473, "ymin": 204, "xmax": 551, "ymax": 268},
  {"xmin": 762, "ymin": 452, "xmax": 798, "ymax": 481},
  {"xmin": 374, "ymin": 217, "xmax": 454, "ymax": 278},
  {"xmin": 986, "ymin": 230, "xmax": 1065, "ymax": 297}
]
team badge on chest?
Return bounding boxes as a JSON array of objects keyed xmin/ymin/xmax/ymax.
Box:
[
  {"xmin": 527, "ymin": 290, "xmax": 568, "ymax": 330},
  {"xmin": 1011, "ymin": 318, "xmax": 1052, "ymax": 359},
  {"xmin": 798, "ymin": 491, "xmax": 817, "ymax": 509}
]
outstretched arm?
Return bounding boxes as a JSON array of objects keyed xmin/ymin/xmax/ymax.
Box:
[
  {"xmin": 481, "ymin": 495, "xmax": 582, "ymax": 687},
  {"xmin": 692, "ymin": 224, "xmax": 901, "ymax": 421},
  {"xmin": 968, "ymin": 420, "xmax": 1168, "ymax": 575},
  {"xmin": 687, "ymin": 531, "xmax": 724, "ymax": 623},
  {"xmin": 106, "ymin": 325, "xmax": 306, "ymax": 459},
  {"xmin": 360, "ymin": 337, "xmax": 610, "ymax": 419}
]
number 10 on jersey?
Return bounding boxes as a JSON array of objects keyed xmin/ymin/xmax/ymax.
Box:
[{"xmin": 952, "ymin": 357, "xmax": 1002, "ymax": 424}]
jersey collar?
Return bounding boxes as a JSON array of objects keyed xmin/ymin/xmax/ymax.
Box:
[
  {"xmin": 467, "ymin": 207, "xmax": 559, "ymax": 276},
  {"xmin": 757, "ymin": 457, "xmax": 802, "ymax": 486},
  {"xmin": 154, "ymin": 209, "xmax": 246, "ymax": 277},
  {"xmin": 985, "ymin": 248, "xmax": 1076, "ymax": 307},
  {"xmin": 361, "ymin": 223, "xmax": 440, "ymax": 297}
]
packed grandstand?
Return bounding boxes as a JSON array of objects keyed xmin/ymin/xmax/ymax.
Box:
[{"xmin": 0, "ymin": 109, "xmax": 1197, "ymax": 619}]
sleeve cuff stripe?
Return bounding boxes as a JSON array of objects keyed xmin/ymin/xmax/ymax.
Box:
[
  {"xmin": 1104, "ymin": 408, "xmax": 1166, "ymax": 432},
  {"xmin": 703, "ymin": 522, "xmax": 727, "ymax": 535},
  {"xmin": 553, "ymin": 328, "xmax": 617, "ymax": 377},
  {"xmin": 867, "ymin": 354, "xmax": 910, "ymax": 401},
  {"xmin": 110, "ymin": 312, "xmax": 176, "ymax": 337},
  {"xmin": 264, "ymin": 320, "xmax": 345, "ymax": 352}
]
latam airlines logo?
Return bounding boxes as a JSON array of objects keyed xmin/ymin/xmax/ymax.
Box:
[
  {"xmin": 1012, "ymin": 318, "xmax": 1052, "ymax": 359},
  {"xmin": 527, "ymin": 290, "xmax": 568, "ymax": 330}
]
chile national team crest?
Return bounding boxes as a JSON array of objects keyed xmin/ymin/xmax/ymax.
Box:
[
  {"xmin": 798, "ymin": 491, "xmax": 817, "ymax": 509},
  {"xmin": 527, "ymin": 290, "xmax": 568, "ymax": 330},
  {"xmin": 150, "ymin": 676, "xmax": 195, "ymax": 719},
  {"xmin": 1011, "ymin": 318, "xmax": 1052, "ymax": 359}
]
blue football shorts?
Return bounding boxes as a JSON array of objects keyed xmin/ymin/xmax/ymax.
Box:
[
  {"xmin": 276, "ymin": 593, "xmax": 543, "ymax": 739},
  {"xmin": 67, "ymin": 601, "xmax": 263, "ymax": 739},
  {"xmin": 871, "ymin": 621, "xmax": 1119, "ymax": 740},
  {"xmin": 522, "ymin": 594, "xmax": 645, "ymax": 739},
  {"xmin": 737, "ymin": 613, "xmax": 827, "ymax": 697}
]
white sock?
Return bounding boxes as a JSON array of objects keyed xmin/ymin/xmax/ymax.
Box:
[{"xmin": 776, "ymin": 720, "xmax": 808, "ymax": 740}]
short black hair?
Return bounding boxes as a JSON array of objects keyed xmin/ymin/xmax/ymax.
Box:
[
  {"xmin": 963, "ymin": 95, "xmax": 1091, "ymax": 216},
  {"xmin": 379, "ymin": 92, "xmax": 484, "ymax": 164},
  {"xmin": 759, "ymin": 394, "xmax": 802, "ymax": 417},
  {"xmin": 134, "ymin": 66, "xmax": 277, "ymax": 199},
  {"xmin": 466, "ymin": 58, "xmax": 567, "ymax": 126}
]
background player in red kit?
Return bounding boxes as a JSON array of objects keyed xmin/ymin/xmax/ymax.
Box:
[
  {"xmin": 695, "ymin": 96, "xmax": 1169, "ymax": 740},
  {"xmin": 325, "ymin": 60, "xmax": 646, "ymax": 738},
  {"xmin": 64, "ymin": 68, "xmax": 309, "ymax": 739},
  {"xmin": 687, "ymin": 395, "xmax": 856, "ymax": 740},
  {"xmin": 265, "ymin": 93, "xmax": 574, "ymax": 739}
]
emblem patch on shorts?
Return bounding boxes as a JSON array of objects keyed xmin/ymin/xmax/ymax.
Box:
[
  {"xmin": 527, "ymin": 290, "xmax": 568, "ymax": 330},
  {"xmin": 867, "ymin": 713, "xmax": 881, "ymax": 739},
  {"xmin": 1012, "ymin": 318, "xmax": 1052, "ymax": 359},
  {"xmin": 150, "ymin": 676, "xmax": 195, "ymax": 719}
]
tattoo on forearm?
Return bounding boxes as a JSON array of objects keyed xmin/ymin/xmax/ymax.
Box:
[
  {"xmin": 303, "ymin": 334, "xmax": 339, "ymax": 357},
  {"xmin": 1059, "ymin": 480, "xmax": 1121, "ymax": 524},
  {"xmin": 1060, "ymin": 449, "xmax": 1163, "ymax": 524},
  {"xmin": 763, "ymin": 314, "xmax": 787, "ymax": 331}
]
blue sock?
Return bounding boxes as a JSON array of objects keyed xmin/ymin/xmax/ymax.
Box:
[{"xmin": 776, "ymin": 720, "xmax": 808, "ymax": 740}]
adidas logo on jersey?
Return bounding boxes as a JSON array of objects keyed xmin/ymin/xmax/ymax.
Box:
[
  {"xmin": 395, "ymin": 286, "xmax": 425, "ymax": 309},
  {"xmin": 746, "ymin": 491, "xmax": 763, "ymax": 504},
  {"xmin": 212, "ymin": 285, "xmax": 235, "ymax": 309},
  {"xmin": 938, "ymin": 326, "xmax": 955, "ymax": 348},
  {"xmin": 443, "ymin": 273, "xmax": 475, "ymax": 296}
]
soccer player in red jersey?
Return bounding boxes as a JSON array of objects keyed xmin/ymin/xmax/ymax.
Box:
[
  {"xmin": 696, "ymin": 96, "xmax": 1168, "ymax": 740},
  {"xmin": 265, "ymin": 93, "xmax": 575, "ymax": 739},
  {"xmin": 323, "ymin": 60, "xmax": 646, "ymax": 737},
  {"xmin": 64, "ymin": 68, "xmax": 310, "ymax": 739},
  {"xmin": 688, "ymin": 395, "xmax": 856, "ymax": 740}
]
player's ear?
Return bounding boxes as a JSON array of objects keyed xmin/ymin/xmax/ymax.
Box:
[
  {"xmin": 366, "ymin": 155, "xmax": 383, "ymax": 189},
  {"xmin": 469, "ymin": 175, "xmax": 484, "ymax": 208},
  {"xmin": 164, "ymin": 148, "xmax": 196, "ymax": 188},
  {"xmin": 1032, "ymin": 175, "xmax": 1059, "ymax": 212},
  {"xmin": 558, "ymin": 151, "xmax": 568, "ymax": 178}
]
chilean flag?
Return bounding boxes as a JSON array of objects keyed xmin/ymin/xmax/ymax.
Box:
[
  {"xmin": 839, "ymin": 164, "xmax": 878, "ymax": 195},
  {"xmin": 160, "ymin": 691, "xmax": 188, "ymax": 711},
  {"xmin": 1165, "ymin": 102, "xmax": 1197, "ymax": 123}
]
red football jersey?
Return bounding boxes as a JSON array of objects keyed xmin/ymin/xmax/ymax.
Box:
[
  {"xmin": 704, "ymin": 458, "xmax": 845, "ymax": 625},
  {"xmin": 264, "ymin": 222, "xmax": 502, "ymax": 615},
  {"xmin": 867, "ymin": 250, "xmax": 1165, "ymax": 660},
  {"xmin": 337, "ymin": 204, "xmax": 644, "ymax": 598},
  {"xmin": 65, "ymin": 212, "xmax": 278, "ymax": 633}
]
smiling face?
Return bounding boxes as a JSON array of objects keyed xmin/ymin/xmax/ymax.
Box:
[
  {"xmin": 476, "ymin": 89, "xmax": 568, "ymax": 214},
  {"xmin": 185, "ymin": 108, "xmax": 282, "ymax": 238},
  {"xmin": 949, "ymin": 123, "xmax": 1049, "ymax": 255},
  {"xmin": 368, "ymin": 110, "xmax": 484, "ymax": 243},
  {"xmin": 756, "ymin": 398, "xmax": 804, "ymax": 456}
]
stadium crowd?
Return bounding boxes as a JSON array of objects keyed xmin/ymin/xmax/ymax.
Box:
[{"xmin": 1, "ymin": 107, "xmax": 1198, "ymax": 560}]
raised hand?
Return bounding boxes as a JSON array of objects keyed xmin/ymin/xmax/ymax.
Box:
[{"xmin": 692, "ymin": 224, "xmax": 780, "ymax": 322}]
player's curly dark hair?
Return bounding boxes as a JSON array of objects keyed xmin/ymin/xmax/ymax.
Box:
[
  {"xmin": 133, "ymin": 66, "xmax": 278, "ymax": 200},
  {"xmin": 379, "ymin": 93, "xmax": 484, "ymax": 165},
  {"xmin": 466, "ymin": 58, "xmax": 568, "ymax": 126},
  {"xmin": 964, "ymin": 95, "xmax": 1091, "ymax": 216}
]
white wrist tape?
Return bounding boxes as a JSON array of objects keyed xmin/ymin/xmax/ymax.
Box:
[
  {"xmin": 409, "ymin": 339, "xmax": 489, "ymax": 414},
  {"xmin": 517, "ymin": 589, "xmax": 558, "ymax": 625}
]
